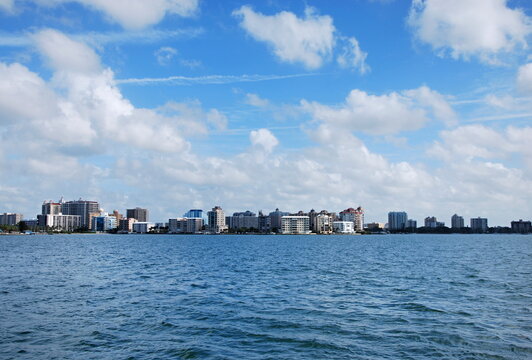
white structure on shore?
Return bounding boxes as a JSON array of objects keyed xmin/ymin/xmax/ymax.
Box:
[
  {"xmin": 281, "ymin": 216, "xmax": 310, "ymax": 234},
  {"xmin": 333, "ymin": 221, "xmax": 355, "ymax": 234},
  {"xmin": 207, "ymin": 206, "xmax": 227, "ymax": 233},
  {"xmin": 38, "ymin": 214, "xmax": 81, "ymax": 231}
]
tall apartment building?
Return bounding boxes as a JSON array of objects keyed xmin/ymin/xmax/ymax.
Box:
[
  {"xmin": 257, "ymin": 210, "xmax": 271, "ymax": 232},
  {"xmin": 227, "ymin": 211, "xmax": 258, "ymax": 230},
  {"xmin": 511, "ymin": 219, "xmax": 531, "ymax": 234},
  {"xmin": 0, "ymin": 213, "xmax": 23, "ymax": 226},
  {"xmin": 339, "ymin": 207, "xmax": 364, "ymax": 232},
  {"xmin": 388, "ymin": 211, "xmax": 408, "ymax": 231},
  {"xmin": 281, "ymin": 216, "xmax": 310, "ymax": 234},
  {"xmin": 126, "ymin": 207, "xmax": 149, "ymax": 222},
  {"xmin": 207, "ymin": 206, "xmax": 227, "ymax": 233},
  {"xmin": 451, "ymin": 214, "xmax": 464, "ymax": 229},
  {"xmin": 470, "ymin": 217, "xmax": 488, "ymax": 233},
  {"xmin": 38, "ymin": 214, "xmax": 81, "ymax": 231},
  {"xmin": 42, "ymin": 200, "xmax": 62, "ymax": 215},
  {"xmin": 269, "ymin": 208, "xmax": 290, "ymax": 231},
  {"xmin": 62, "ymin": 199, "xmax": 100, "ymax": 229},
  {"xmin": 424, "ymin": 216, "xmax": 444, "ymax": 228},
  {"xmin": 314, "ymin": 212, "xmax": 334, "ymax": 234}
]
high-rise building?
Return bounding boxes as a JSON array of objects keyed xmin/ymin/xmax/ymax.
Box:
[
  {"xmin": 126, "ymin": 207, "xmax": 149, "ymax": 222},
  {"xmin": 269, "ymin": 208, "xmax": 290, "ymax": 231},
  {"xmin": 257, "ymin": 210, "xmax": 271, "ymax": 233},
  {"xmin": 227, "ymin": 211, "xmax": 258, "ymax": 230},
  {"xmin": 388, "ymin": 211, "xmax": 408, "ymax": 231},
  {"xmin": 0, "ymin": 213, "xmax": 23, "ymax": 226},
  {"xmin": 118, "ymin": 218, "xmax": 137, "ymax": 232},
  {"xmin": 406, "ymin": 219, "xmax": 417, "ymax": 229},
  {"xmin": 281, "ymin": 216, "xmax": 310, "ymax": 234},
  {"xmin": 339, "ymin": 207, "xmax": 364, "ymax": 232},
  {"xmin": 470, "ymin": 217, "xmax": 488, "ymax": 233},
  {"xmin": 451, "ymin": 214, "xmax": 464, "ymax": 229},
  {"xmin": 511, "ymin": 219, "xmax": 531, "ymax": 234},
  {"xmin": 62, "ymin": 199, "xmax": 100, "ymax": 229},
  {"xmin": 42, "ymin": 200, "xmax": 62, "ymax": 215},
  {"xmin": 314, "ymin": 212, "xmax": 334, "ymax": 234},
  {"xmin": 207, "ymin": 206, "xmax": 227, "ymax": 233}
]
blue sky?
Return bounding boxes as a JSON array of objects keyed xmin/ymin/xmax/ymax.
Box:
[{"xmin": 0, "ymin": 0, "xmax": 531, "ymax": 226}]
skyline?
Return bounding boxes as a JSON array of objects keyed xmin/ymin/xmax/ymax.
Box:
[{"xmin": 1, "ymin": 0, "xmax": 532, "ymax": 225}]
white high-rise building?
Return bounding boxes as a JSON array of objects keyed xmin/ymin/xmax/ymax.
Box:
[
  {"xmin": 207, "ymin": 206, "xmax": 227, "ymax": 233},
  {"xmin": 340, "ymin": 207, "xmax": 364, "ymax": 232}
]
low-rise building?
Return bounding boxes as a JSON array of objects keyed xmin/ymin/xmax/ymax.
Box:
[
  {"xmin": 333, "ymin": 221, "xmax": 354, "ymax": 234},
  {"xmin": 132, "ymin": 222, "xmax": 155, "ymax": 233},
  {"xmin": 118, "ymin": 218, "xmax": 137, "ymax": 232},
  {"xmin": 38, "ymin": 214, "xmax": 81, "ymax": 231},
  {"xmin": 91, "ymin": 213, "xmax": 117, "ymax": 232},
  {"xmin": 168, "ymin": 218, "xmax": 203, "ymax": 233}
]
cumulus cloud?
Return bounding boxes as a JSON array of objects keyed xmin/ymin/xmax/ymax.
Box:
[
  {"xmin": 233, "ymin": 5, "xmax": 368, "ymax": 72},
  {"xmin": 409, "ymin": 0, "xmax": 530, "ymax": 64},
  {"xmin": 245, "ymin": 93, "xmax": 270, "ymax": 107},
  {"xmin": 250, "ymin": 129, "xmax": 279, "ymax": 153},
  {"xmin": 301, "ymin": 86, "xmax": 456, "ymax": 135},
  {"xmin": 517, "ymin": 63, "xmax": 532, "ymax": 94},
  {"xmin": 233, "ymin": 6, "xmax": 334, "ymax": 69},
  {"xmin": 28, "ymin": 0, "xmax": 199, "ymax": 29}
]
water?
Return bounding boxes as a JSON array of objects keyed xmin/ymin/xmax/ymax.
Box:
[{"xmin": 0, "ymin": 234, "xmax": 530, "ymax": 359}]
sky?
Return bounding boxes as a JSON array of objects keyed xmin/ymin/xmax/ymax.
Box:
[{"xmin": 0, "ymin": 0, "xmax": 531, "ymax": 226}]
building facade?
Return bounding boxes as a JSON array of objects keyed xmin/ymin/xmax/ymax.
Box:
[
  {"xmin": 511, "ymin": 219, "xmax": 531, "ymax": 234},
  {"xmin": 388, "ymin": 211, "xmax": 408, "ymax": 231},
  {"xmin": 339, "ymin": 207, "xmax": 364, "ymax": 232},
  {"xmin": 470, "ymin": 217, "xmax": 488, "ymax": 233},
  {"xmin": 269, "ymin": 208, "xmax": 290, "ymax": 232},
  {"xmin": 132, "ymin": 222, "xmax": 155, "ymax": 233},
  {"xmin": 451, "ymin": 214, "xmax": 464, "ymax": 229},
  {"xmin": 91, "ymin": 213, "xmax": 117, "ymax": 231},
  {"xmin": 333, "ymin": 221, "xmax": 355, "ymax": 234},
  {"xmin": 126, "ymin": 207, "xmax": 149, "ymax": 222},
  {"xmin": 38, "ymin": 214, "xmax": 81, "ymax": 231},
  {"xmin": 281, "ymin": 216, "xmax": 310, "ymax": 234},
  {"xmin": 118, "ymin": 218, "xmax": 137, "ymax": 232},
  {"xmin": 62, "ymin": 199, "xmax": 100, "ymax": 229},
  {"xmin": 227, "ymin": 211, "xmax": 258, "ymax": 230},
  {"xmin": 0, "ymin": 213, "xmax": 23, "ymax": 226},
  {"xmin": 169, "ymin": 218, "xmax": 203, "ymax": 233},
  {"xmin": 207, "ymin": 206, "xmax": 227, "ymax": 233}
]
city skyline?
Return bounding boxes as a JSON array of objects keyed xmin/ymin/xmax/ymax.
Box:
[{"xmin": 1, "ymin": 1, "xmax": 531, "ymax": 225}]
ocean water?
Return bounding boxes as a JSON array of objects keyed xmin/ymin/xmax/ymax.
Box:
[{"xmin": 0, "ymin": 234, "xmax": 530, "ymax": 359}]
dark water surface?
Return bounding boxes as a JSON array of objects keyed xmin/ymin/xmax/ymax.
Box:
[{"xmin": 0, "ymin": 234, "xmax": 530, "ymax": 359}]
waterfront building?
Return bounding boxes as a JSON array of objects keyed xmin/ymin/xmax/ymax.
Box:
[
  {"xmin": 91, "ymin": 212, "xmax": 117, "ymax": 232},
  {"xmin": 207, "ymin": 206, "xmax": 227, "ymax": 233},
  {"xmin": 281, "ymin": 216, "xmax": 310, "ymax": 234},
  {"xmin": 314, "ymin": 212, "xmax": 334, "ymax": 234},
  {"xmin": 406, "ymin": 219, "xmax": 417, "ymax": 229},
  {"xmin": 511, "ymin": 219, "xmax": 531, "ymax": 234},
  {"xmin": 38, "ymin": 214, "xmax": 81, "ymax": 231},
  {"xmin": 118, "ymin": 218, "xmax": 137, "ymax": 232},
  {"xmin": 42, "ymin": 200, "xmax": 62, "ymax": 215},
  {"xmin": 169, "ymin": 218, "xmax": 203, "ymax": 233},
  {"xmin": 333, "ymin": 221, "xmax": 355, "ymax": 234},
  {"xmin": 112, "ymin": 210, "xmax": 123, "ymax": 221},
  {"xmin": 367, "ymin": 222, "xmax": 385, "ymax": 231},
  {"xmin": 126, "ymin": 207, "xmax": 149, "ymax": 222},
  {"xmin": 388, "ymin": 211, "xmax": 408, "ymax": 231},
  {"xmin": 132, "ymin": 222, "xmax": 155, "ymax": 233},
  {"xmin": 62, "ymin": 199, "xmax": 100, "ymax": 229},
  {"xmin": 269, "ymin": 208, "xmax": 290, "ymax": 232},
  {"xmin": 0, "ymin": 213, "xmax": 23, "ymax": 226},
  {"xmin": 339, "ymin": 207, "xmax": 364, "ymax": 232},
  {"xmin": 451, "ymin": 214, "xmax": 465, "ymax": 229},
  {"xmin": 257, "ymin": 210, "xmax": 271, "ymax": 233},
  {"xmin": 227, "ymin": 211, "xmax": 258, "ymax": 230},
  {"xmin": 424, "ymin": 217, "xmax": 444, "ymax": 228},
  {"xmin": 470, "ymin": 217, "xmax": 488, "ymax": 233}
]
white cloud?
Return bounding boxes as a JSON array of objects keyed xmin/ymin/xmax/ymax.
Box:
[
  {"xmin": 30, "ymin": 0, "xmax": 199, "ymax": 29},
  {"xmin": 155, "ymin": 46, "xmax": 178, "ymax": 66},
  {"xmin": 301, "ymin": 86, "xmax": 456, "ymax": 135},
  {"xmin": 409, "ymin": 0, "xmax": 530, "ymax": 64},
  {"xmin": 517, "ymin": 63, "xmax": 532, "ymax": 94},
  {"xmin": 249, "ymin": 128, "xmax": 279, "ymax": 153},
  {"xmin": 233, "ymin": 6, "xmax": 335, "ymax": 69},
  {"xmin": 337, "ymin": 37, "xmax": 369, "ymax": 74},
  {"xmin": 245, "ymin": 93, "xmax": 270, "ymax": 107}
]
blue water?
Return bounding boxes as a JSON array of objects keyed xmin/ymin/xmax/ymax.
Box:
[{"xmin": 0, "ymin": 234, "xmax": 530, "ymax": 359}]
